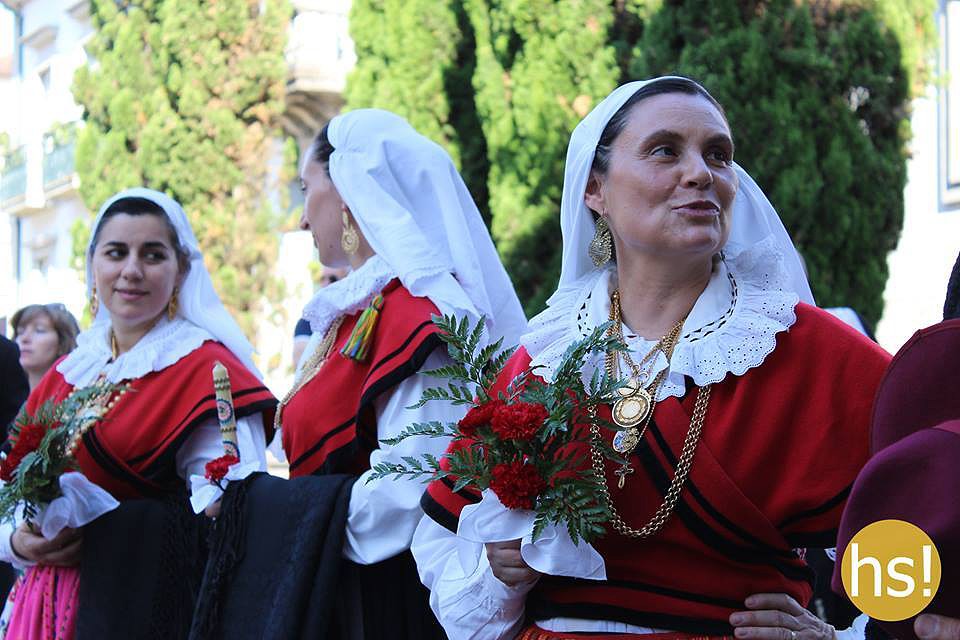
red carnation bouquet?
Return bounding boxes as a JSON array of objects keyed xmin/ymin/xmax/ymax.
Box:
[
  {"xmin": 370, "ymin": 315, "xmax": 625, "ymax": 543},
  {"xmin": 204, "ymin": 454, "xmax": 240, "ymax": 490},
  {"xmin": 0, "ymin": 381, "xmax": 125, "ymax": 524}
]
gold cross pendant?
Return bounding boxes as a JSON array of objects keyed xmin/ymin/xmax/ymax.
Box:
[{"xmin": 615, "ymin": 462, "xmax": 634, "ymax": 489}]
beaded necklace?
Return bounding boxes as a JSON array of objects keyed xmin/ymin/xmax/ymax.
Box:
[{"xmin": 65, "ymin": 375, "xmax": 130, "ymax": 455}]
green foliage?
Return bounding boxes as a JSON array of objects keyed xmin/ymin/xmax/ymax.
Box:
[
  {"xmin": 405, "ymin": 313, "xmax": 516, "ymax": 409},
  {"xmin": 344, "ymin": 0, "xmax": 490, "ymax": 220},
  {"xmin": 629, "ymin": 0, "xmax": 912, "ymax": 326},
  {"xmin": 72, "ymin": 0, "xmax": 292, "ymax": 340},
  {"xmin": 844, "ymin": 0, "xmax": 938, "ymax": 93},
  {"xmin": 0, "ymin": 382, "xmax": 127, "ymax": 523},
  {"xmin": 464, "ymin": 0, "xmax": 620, "ymax": 313},
  {"xmin": 347, "ymin": 0, "xmax": 934, "ymax": 327}
]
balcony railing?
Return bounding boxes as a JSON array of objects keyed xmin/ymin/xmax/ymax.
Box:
[
  {"xmin": 0, "ymin": 148, "xmax": 27, "ymax": 206},
  {"xmin": 43, "ymin": 127, "xmax": 77, "ymax": 189}
]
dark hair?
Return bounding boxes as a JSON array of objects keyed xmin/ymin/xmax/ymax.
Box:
[
  {"xmin": 592, "ymin": 78, "xmax": 728, "ymax": 176},
  {"xmin": 308, "ymin": 124, "xmax": 335, "ymax": 175},
  {"xmin": 90, "ymin": 196, "xmax": 191, "ymax": 275},
  {"xmin": 11, "ymin": 303, "xmax": 80, "ymax": 358}
]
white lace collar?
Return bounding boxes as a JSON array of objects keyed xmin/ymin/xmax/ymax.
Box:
[
  {"xmin": 522, "ymin": 235, "xmax": 799, "ymax": 397},
  {"xmin": 57, "ymin": 317, "xmax": 216, "ymax": 388},
  {"xmin": 301, "ymin": 254, "xmax": 397, "ymax": 339}
]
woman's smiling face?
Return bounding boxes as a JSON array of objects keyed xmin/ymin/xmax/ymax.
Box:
[
  {"xmin": 585, "ymin": 92, "xmax": 739, "ymax": 264},
  {"xmin": 91, "ymin": 213, "xmax": 183, "ymax": 333}
]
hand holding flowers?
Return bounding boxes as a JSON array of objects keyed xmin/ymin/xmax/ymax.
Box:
[
  {"xmin": 370, "ymin": 315, "xmax": 626, "ymax": 543},
  {"xmin": 0, "ymin": 383, "xmax": 123, "ymax": 544}
]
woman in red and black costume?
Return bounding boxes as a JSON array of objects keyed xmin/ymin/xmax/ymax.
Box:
[
  {"xmin": 0, "ymin": 189, "xmax": 275, "ymax": 640},
  {"xmin": 270, "ymin": 109, "xmax": 527, "ymax": 639},
  {"xmin": 412, "ymin": 78, "xmax": 891, "ymax": 640}
]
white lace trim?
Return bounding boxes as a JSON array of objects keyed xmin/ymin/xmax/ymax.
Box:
[
  {"xmin": 57, "ymin": 317, "xmax": 216, "ymax": 387},
  {"xmin": 301, "ymin": 254, "xmax": 397, "ymax": 338},
  {"xmin": 523, "ymin": 235, "xmax": 799, "ymax": 395}
]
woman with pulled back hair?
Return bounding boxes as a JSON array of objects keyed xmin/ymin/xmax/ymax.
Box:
[{"xmin": 192, "ymin": 109, "xmax": 526, "ymax": 640}]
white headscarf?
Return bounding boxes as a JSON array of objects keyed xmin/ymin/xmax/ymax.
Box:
[
  {"xmin": 557, "ymin": 77, "xmax": 814, "ymax": 300},
  {"xmin": 520, "ymin": 77, "xmax": 815, "ymax": 383},
  {"xmin": 304, "ymin": 109, "xmax": 527, "ymax": 345},
  {"xmin": 58, "ymin": 188, "xmax": 259, "ymax": 386}
]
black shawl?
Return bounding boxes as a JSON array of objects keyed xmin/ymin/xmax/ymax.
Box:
[{"xmin": 190, "ymin": 471, "xmax": 355, "ymax": 640}]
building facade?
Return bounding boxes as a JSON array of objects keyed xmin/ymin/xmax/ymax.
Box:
[
  {"xmin": 0, "ymin": 0, "xmax": 354, "ymax": 392},
  {"xmin": 0, "ymin": 0, "xmax": 957, "ymax": 367},
  {"xmin": 875, "ymin": 0, "xmax": 960, "ymax": 350},
  {"xmin": 0, "ymin": 0, "xmax": 91, "ymax": 331}
]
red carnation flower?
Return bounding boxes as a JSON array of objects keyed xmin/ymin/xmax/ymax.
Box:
[
  {"xmin": 490, "ymin": 401, "xmax": 548, "ymax": 442},
  {"xmin": 489, "ymin": 460, "xmax": 546, "ymax": 510},
  {"xmin": 0, "ymin": 458, "xmax": 16, "ymax": 484},
  {"xmin": 457, "ymin": 400, "xmax": 503, "ymax": 438},
  {"xmin": 14, "ymin": 424, "xmax": 47, "ymax": 455},
  {"xmin": 204, "ymin": 454, "xmax": 240, "ymax": 483},
  {"xmin": 0, "ymin": 423, "xmax": 49, "ymax": 482}
]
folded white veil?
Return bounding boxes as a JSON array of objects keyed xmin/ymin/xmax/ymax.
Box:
[
  {"xmin": 554, "ymin": 77, "xmax": 814, "ymax": 302},
  {"xmin": 325, "ymin": 109, "xmax": 527, "ymax": 344}
]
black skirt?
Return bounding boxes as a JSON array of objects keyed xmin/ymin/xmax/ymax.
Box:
[
  {"xmin": 77, "ymin": 494, "xmax": 208, "ymax": 640},
  {"xmin": 190, "ymin": 472, "xmax": 356, "ymax": 640},
  {"xmin": 331, "ymin": 551, "xmax": 447, "ymax": 640}
]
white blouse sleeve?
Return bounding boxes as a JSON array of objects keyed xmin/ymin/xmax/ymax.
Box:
[
  {"xmin": 176, "ymin": 413, "xmax": 268, "ymax": 486},
  {"xmin": 0, "ymin": 414, "xmax": 268, "ymax": 565},
  {"xmin": 411, "ymin": 515, "xmax": 534, "ymax": 640},
  {"xmin": 343, "ymin": 349, "xmax": 456, "ymax": 565}
]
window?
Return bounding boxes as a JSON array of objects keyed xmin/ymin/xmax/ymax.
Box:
[{"xmin": 939, "ymin": 0, "xmax": 960, "ymax": 210}]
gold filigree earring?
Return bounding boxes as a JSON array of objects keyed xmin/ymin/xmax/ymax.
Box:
[
  {"xmin": 341, "ymin": 208, "xmax": 360, "ymax": 256},
  {"xmin": 589, "ymin": 215, "xmax": 613, "ymax": 266},
  {"xmin": 89, "ymin": 284, "xmax": 100, "ymax": 316},
  {"xmin": 167, "ymin": 286, "xmax": 180, "ymax": 320}
]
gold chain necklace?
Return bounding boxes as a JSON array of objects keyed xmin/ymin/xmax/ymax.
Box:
[
  {"xmin": 605, "ymin": 290, "xmax": 684, "ymax": 459},
  {"xmin": 274, "ymin": 317, "xmax": 345, "ymax": 433},
  {"xmin": 589, "ymin": 384, "xmax": 710, "ymax": 537}
]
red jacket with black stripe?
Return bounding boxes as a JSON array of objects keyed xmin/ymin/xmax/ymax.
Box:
[
  {"xmin": 281, "ymin": 280, "xmax": 444, "ymax": 478},
  {"xmin": 26, "ymin": 342, "xmax": 276, "ymax": 501},
  {"xmin": 422, "ymin": 303, "xmax": 891, "ymax": 635}
]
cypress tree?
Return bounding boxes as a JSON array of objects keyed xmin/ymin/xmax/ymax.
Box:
[
  {"xmin": 72, "ymin": 0, "xmax": 292, "ymax": 339},
  {"xmin": 344, "ymin": 0, "xmax": 934, "ymax": 324},
  {"xmin": 463, "ymin": 0, "xmax": 620, "ymax": 313},
  {"xmin": 630, "ymin": 0, "xmax": 912, "ymax": 326},
  {"xmin": 344, "ymin": 0, "xmax": 489, "ymax": 219}
]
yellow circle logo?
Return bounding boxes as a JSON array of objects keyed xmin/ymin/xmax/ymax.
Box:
[{"xmin": 840, "ymin": 519, "xmax": 941, "ymax": 621}]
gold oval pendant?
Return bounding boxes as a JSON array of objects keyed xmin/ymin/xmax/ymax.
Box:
[{"xmin": 611, "ymin": 387, "xmax": 652, "ymax": 428}]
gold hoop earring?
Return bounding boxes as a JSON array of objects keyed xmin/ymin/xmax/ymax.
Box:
[
  {"xmin": 589, "ymin": 215, "xmax": 613, "ymax": 267},
  {"xmin": 167, "ymin": 286, "xmax": 179, "ymax": 320},
  {"xmin": 89, "ymin": 285, "xmax": 100, "ymax": 316},
  {"xmin": 341, "ymin": 209, "xmax": 360, "ymax": 256}
]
